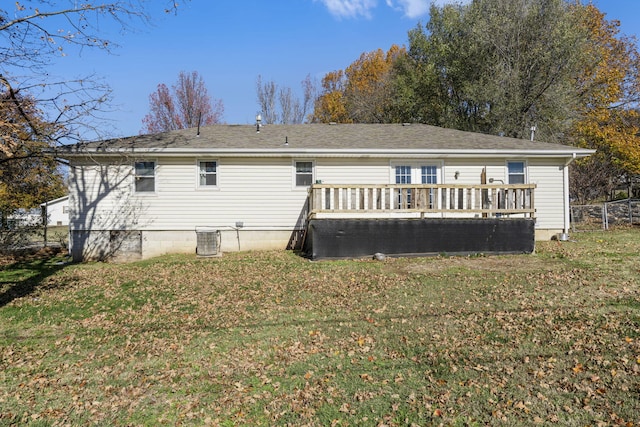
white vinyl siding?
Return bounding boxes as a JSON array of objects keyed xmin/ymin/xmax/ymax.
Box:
[
  {"xmin": 68, "ymin": 156, "xmax": 568, "ymax": 236},
  {"xmin": 314, "ymin": 159, "xmax": 389, "ymax": 184},
  {"xmin": 68, "ymin": 159, "xmax": 138, "ymax": 230},
  {"xmin": 124, "ymin": 158, "xmax": 311, "ymax": 230},
  {"xmin": 528, "ymin": 159, "xmax": 565, "ymax": 230}
]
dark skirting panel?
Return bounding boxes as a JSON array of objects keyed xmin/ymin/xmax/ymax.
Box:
[{"xmin": 304, "ymin": 218, "xmax": 535, "ymax": 260}]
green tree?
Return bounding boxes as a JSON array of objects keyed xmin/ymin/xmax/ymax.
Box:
[
  {"xmin": 392, "ymin": 0, "xmax": 590, "ymax": 142},
  {"xmin": 389, "ymin": 26, "xmax": 444, "ymax": 125}
]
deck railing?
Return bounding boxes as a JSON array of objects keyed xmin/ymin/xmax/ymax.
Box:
[{"xmin": 308, "ymin": 183, "xmax": 536, "ymax": 218}]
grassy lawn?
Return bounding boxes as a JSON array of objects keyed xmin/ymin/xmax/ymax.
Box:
[
  {"xmin": 36, "ymin": 225, "xmax": 69, "ymax": 246},
  {"xmin": 1, "ymin": 230, "xmax": 639, "ymax": 426}
]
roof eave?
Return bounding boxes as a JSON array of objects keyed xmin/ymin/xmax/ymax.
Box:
[{"xmin": 58, "ymin": 147, "xmax": 597, "ymax": 159}]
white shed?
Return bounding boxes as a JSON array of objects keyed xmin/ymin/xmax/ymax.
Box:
[{"xmin": 41, "ymin": 196, "xmax": 69, "ymax": 226}]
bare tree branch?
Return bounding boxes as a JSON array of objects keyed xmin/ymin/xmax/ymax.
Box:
[
  {"xmin": 256, "ymin": 75, "xmax": 278, "ymax": 124},
  {"xmin": 142, "ymin": 71, "xmax": 223, "ymax": 133},
  {"xmin": 256, "ymin": 74, "xmax": 317, "ymax": 124}
]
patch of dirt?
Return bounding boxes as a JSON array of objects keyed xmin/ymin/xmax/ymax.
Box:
[
  {"xmin": 404, "ymin": 254, "xmax": 563, "ymax": 274},
  {"xmin": 0, "ymin": 246, "xmax": 66, "ymax": 266}
]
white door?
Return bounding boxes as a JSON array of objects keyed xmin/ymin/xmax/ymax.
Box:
[{"xmin": 394, "ymin": 164, "xmax": 440, "ymax": 209}]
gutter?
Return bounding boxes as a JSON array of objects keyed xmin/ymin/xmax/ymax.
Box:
[
  {"xmin": 564, "ymin": 152, "xmax": 578, "ymax": 166},
  {"xmin": 57, "ymin": 147, "xmax": 597, "ymax": 159}
]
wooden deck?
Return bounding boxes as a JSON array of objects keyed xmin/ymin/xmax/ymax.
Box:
[{"xmin": 308, "ymin": 184, "xmax": 536, "ymax": 219}]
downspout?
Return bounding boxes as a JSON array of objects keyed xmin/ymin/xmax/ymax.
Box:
[{"xmin": 563, "ymin": 153, "xmax": 577, "ymax": 234}]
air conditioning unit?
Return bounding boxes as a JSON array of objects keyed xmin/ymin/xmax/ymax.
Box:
[{"xmin": 195, "ymin": 227, "xmax": 221, "ymax": 257}]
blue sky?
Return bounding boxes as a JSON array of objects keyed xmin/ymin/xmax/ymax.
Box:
[{"xmin": 44, "ymin": 0, "xmax": 640, "ymax": 138}]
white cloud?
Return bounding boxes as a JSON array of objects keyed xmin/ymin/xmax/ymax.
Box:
[
  {"xmin": 385, "ymin": 0, "xmax": 471, "ymax": 18},
  {"xmin": 385, "ymin": 0, "xmax": 429, "ymax": 18},
  {"xmin": 315, "ymin": 0, "xmax": 378, "ymax": 19},
  {"xmin": 316, "ymin": 0, "xmax": 470, "ymax": 19}
]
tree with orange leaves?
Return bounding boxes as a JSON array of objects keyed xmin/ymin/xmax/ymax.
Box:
[
  {"xmin": 313, "ymin": 70, "xmax": 350, "ymax": 123},
  {"xmin": 344, "ymin": 45, "xmax": 406, "ymax": 123},
  {"xmin": 0, "ymin": 90, "xmax": 65, "ymax": 233},
  {"xmin": 312, "ymin": 45, "xmax": 406, "ymax": 123},
  {"xmin": 570, "ymin": 4, "xmax": 640, "ymax": 202}
]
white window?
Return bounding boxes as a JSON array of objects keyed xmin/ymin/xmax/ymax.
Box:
[
  {"xmin": 198, "ymin": 160, "xmax": 218, "ymax": 187},
  {"xmin": 295, "ymin": 161, "xmax": 313, "ymax": 187},
  {"xmin": 421, "ymin": 165, "xmax": 438, "ymax": 184},
  {"xmin": 134, "ymin": 160, "xmax": 155, "ymax": 192},
  {"xmin": 507, "ymin": 161, "xmax": 526, "ymax": 184},
  {"xmin": 395, "ymin": 165, "xmax": 412, "ymax": 184}
]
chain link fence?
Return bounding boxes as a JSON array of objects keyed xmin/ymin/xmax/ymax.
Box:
[{"xmin": 570, "ymin": 199, "xmax": 640, "ymax": 232}]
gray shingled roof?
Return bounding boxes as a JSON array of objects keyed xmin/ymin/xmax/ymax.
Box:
[{"xmin": 58, "ymin": 123, "xmax": 594, "ymax": 158}]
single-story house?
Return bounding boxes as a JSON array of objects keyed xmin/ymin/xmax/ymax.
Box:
[
  {"xmin": 57, "ymin": 123, "xmax": 594, "ymax": 262},
  {"xmin": 41, "ymin": 195, "xmax": 70, "ymax": 226},
  {"xmin": 3, "ymin": 208, "xmax": 41, "ymax": 229}
]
